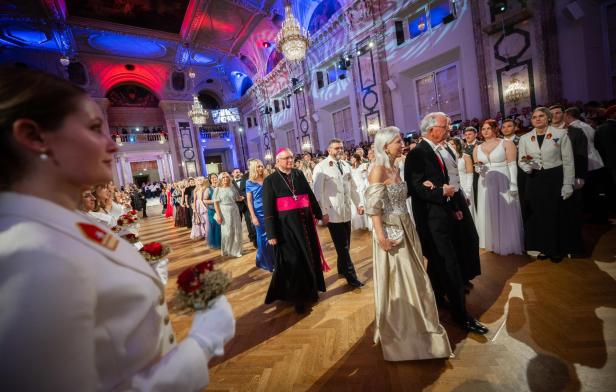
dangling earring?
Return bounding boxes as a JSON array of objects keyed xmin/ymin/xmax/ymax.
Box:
[{"xmin": 39, "ymin": 150, "xmax": 49, "ymax": 161}]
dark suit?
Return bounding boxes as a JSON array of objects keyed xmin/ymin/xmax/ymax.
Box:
[
  {"xmin": 232, "ymin": 176, "xmax": 257, "ymax": 245},
  {"xmin": 404, "ymin": 140, "xmax": 470, "ymax": 322},
  {"xmin": 595, "ymin": 119, "xmax": 616, "ymax": 213},
  {"xmin": 464, "ymin": 141, "xmax": 481, "ymax": 206},
  {"xmin": 566, "ymin": 126, "xmax": 589, "ymax": 253}
]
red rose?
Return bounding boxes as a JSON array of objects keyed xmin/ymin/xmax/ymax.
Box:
[
  {"xmin": 546, "ymin": 133, "xmax": 552, "ymax": 140},
  {"xmin": 124, "ymin": 233, "xmax": 136, "ymax": 240},
  {"xmin": 177, "ymin": 261, "xmax": 216, "ymax": 293},
  {"xmin": 129, "ymin": 210, "xmax": 137, "ymax": 215},
  {"xmin": 329, "ymin": 161, "xmax": 333, "ymax": 166},
  {"xmin": 531, "ymin": 135, "xmax": 536, "ymax": 142},
  {"xmin": 142, "ymin": 242, "xmax": 163, "ymax": 257}
]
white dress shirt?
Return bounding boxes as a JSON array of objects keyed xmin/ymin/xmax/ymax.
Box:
[{"xmin": 570, "ymin": 119, "xmax": 604, "ymax": 171}]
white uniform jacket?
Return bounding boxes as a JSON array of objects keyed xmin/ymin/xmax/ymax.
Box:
[
  {"xmin": 312, "ymin": 156, "xmax": 363, "ymax": 223},
  {"xmin": 0, "ymin": 192, "xmax": 209, "ymax": 392},
  {"xmin": 517, "ymin": 127, "xmax": 575, "ymax": 186},
  {"xmin": 570, "ymin": 119, "xmax": 604, "ymax": 171}
]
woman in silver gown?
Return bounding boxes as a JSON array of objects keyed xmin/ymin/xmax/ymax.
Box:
[
  {"xmin": 365, "ymin": 127, "xmax": 452, "ymax": 361},
  {"xmin": 213, "ymin": 172, "xmax": 243, "ymax": 258}
]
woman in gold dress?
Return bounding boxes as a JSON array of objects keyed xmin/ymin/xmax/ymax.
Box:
[{"xmin": 365, "ymin": 127, "xmax": 452, "ymax": 361}]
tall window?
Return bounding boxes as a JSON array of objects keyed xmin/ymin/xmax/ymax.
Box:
[
  {"xmin": 415, "ymin": 63, "xmax": 463, "ymax": 122},
  {"xmin": 332, "ymin": 107, "xmax": 355, "ymax": 147},
  {"xmin": 286, "ymin": 129, "xmax": 296, "ymax": 153}
]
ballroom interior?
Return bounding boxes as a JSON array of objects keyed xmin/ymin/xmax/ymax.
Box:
[{"xmin": 1, "ymin": 0, "xmax": 615, "ymax": 391}]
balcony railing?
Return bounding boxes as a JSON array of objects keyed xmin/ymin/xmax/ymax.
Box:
[{"xmin": 113, "ymin": 133, "xmax": 168, "ymax": 145}]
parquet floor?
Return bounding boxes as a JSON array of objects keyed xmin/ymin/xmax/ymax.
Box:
[{"xmin": 140, "ymin": 206, "xmax": 616, "ymax": 391}]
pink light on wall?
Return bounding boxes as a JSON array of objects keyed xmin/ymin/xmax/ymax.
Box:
[{"xmin": 89, "ymin": 61, "xmax": 170, "ymax": 95}]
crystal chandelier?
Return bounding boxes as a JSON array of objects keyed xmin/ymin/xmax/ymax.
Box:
[
  {"xmin": 505, "ymin": 77, "xmax": 528, "ymax": 106},
  {"xmin": 187, "ymin": 68, "xmax": 209, "ymax": 125},
  {"xmin": 188, "ymin": 95, "xmax": 208, "ymax": 125},
  {"xmin": 276, "ymin": 2, "xmax": 310, "ymax": 62}
]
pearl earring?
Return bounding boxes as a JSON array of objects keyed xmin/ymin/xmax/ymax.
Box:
[{"xmin": 39, "ymin": 150, "xmax": 49, "ymax": 161}]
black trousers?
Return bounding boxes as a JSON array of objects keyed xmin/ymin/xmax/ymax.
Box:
[
  {"xmin": 238, "ymin": 206, "xmax": 257, "ymax": 244},
  {"xmin": 327, "ymin": 221, "xmax": 358, "ymax": 281},
  {"xmin": 186, "ymin": 207, "xmax": 193, "ymax": 229}
]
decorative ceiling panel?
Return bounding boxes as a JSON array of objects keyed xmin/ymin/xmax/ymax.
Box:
[{"xmin": 65, "ymin": 0, "xmax": 190, "ymax": 34}]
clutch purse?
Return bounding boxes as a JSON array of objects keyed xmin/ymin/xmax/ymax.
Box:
[{"xmin": 383, "ymin": 224, "xmax": 404, "ymax": 246}]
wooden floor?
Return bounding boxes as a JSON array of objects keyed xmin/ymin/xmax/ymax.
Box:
[{"xmin": 140, "ymin": 207, "xmax": 616, "ymax": 392}]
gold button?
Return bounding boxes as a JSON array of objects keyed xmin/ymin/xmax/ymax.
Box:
[
  {"xmin": 164, "ymin": 315, "xmax": 170, "ymax": 325},
  {"xmin": 169, "ymin": 334, "xmax": 175, "ymax": 344},
  {"xmin": 158, "ymin": 295, "xmax": 164, "ymax": 306}
]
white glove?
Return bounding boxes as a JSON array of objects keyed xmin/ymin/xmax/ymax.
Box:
[
  {"xmin": 574, "ymin": 178, "xmax": 585, "ymax": 190},
  {"xmin": 561, "ymin": 184, "xmax": 574, "ymax": 200},
  {"xmin": 529, "ymin": 160, "xmax": 541, "ymax": 171},
  {"xmin": 507, "ymin": 161, "xmax": 518, "ymax": 197},
  {"xmin": 189, "ymin": 295, "xmax": 236, "ymax": 357},
  {"xmin": 461, "ymin": 171, "xmax": 473, "ymax": 199}
]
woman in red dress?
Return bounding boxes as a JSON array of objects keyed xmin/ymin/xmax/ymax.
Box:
[{"xmin": 164, "ymin": 184, "xmax": 174, "ymax": 218}]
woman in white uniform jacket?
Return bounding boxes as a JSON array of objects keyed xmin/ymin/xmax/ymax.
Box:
[{"xmin": 0, "ymin": 67, "xmax": 235, "ymax": 391}]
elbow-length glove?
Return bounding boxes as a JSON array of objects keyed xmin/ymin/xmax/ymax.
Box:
[
  {"xmin": 189, "ymin": 295, "xmax": 236, "ymax": 359},
  {"xmin": 507, "ymin": 161, "xmax": 518, "ymax": 197}
]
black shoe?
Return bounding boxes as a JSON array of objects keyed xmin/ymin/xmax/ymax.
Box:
[
  {"xmin": 460, "ymin": 319, "xmax": 489, "ymax": 335},
  {"xmin": 294, "ymin": 303, "xmax": 308, "ymax": 314},
  {"xmin": 537, "ymin": 254, "xmax": 549, "ymax": 260},
  {"xmin": 347, "ymin": 278, "xmax": 364, "ymax": 288}
]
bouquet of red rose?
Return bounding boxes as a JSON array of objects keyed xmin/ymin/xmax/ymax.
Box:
[
  {"xmin": 140, "ymin": 241, "xmax": 172, "ymax": 284},
  {"xmin": 129, "ymin": 209, "xmax": 138, "ymax": 216},
  {"xmin": 139, "ymin": 242, "xmax": 171, "ymax": 264},
  {"xmin": 520, "ymin": 154, "xmax": 534, "ymax": 163},
  {"xmin": 121, "ymin": 233, "xmax": 143, "ymax": 249},
  {"xmin": 176, "ymin": 261, "xmax": 231, "ymax": 310},
  {"xmin": 117, "ymin": 213, "xmax": 137, "ymax": 226}
]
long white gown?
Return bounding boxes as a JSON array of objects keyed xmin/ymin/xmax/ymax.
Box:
[
  {"xmin": 213, "ymin": 187, "xmax": 243, "ymax": 258},
  {"xmin": 475, "ymin": 140, "xmax": 524, "ymax": 255},
  {"xmin": 350, "ymin": 164, "xmax": 369, "ymax": 230}
]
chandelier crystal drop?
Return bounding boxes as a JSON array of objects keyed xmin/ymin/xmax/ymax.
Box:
[
  {"xmin": 504, "ymin": 77, "xmax": 528, "ymax": 106},
  {"xmin": 188, "ymin": 95, "xmax": 208, "ymax": 125},
  {"xmin": 276, "ymin": 3, "xmax": 310, "ymax": 62}
]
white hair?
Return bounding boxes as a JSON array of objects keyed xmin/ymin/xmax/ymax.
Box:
[
  {"xmin": 420, "ymin": 112, "xmax": 449, "ymax": 136},
  {"xmin": 374, "ymin": 126, "xmax": 401, "ymax": 169}
]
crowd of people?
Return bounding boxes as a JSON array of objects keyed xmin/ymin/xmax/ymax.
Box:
[{"xmin": 2, "ymin": 67, "xmax": 616, "ymax": 390}]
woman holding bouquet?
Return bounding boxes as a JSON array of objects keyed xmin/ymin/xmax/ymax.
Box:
[
  {"xmin": 518, "ymin": 107, "xmax": 575, "ymax": 262},
  {"xmin": 0, "ymin": 67, "xmax": 235, "ymax": 391},
  {"xmin": 213, "ymin": 172, "xmax": 243, "ymax": 258},
  {"xmin": 204, "ymin": 173, "xmax": 221, "ymax": 249},
  {"xmin": 473, "ymin": 119, "xmax": 524, "ymax": 255}
]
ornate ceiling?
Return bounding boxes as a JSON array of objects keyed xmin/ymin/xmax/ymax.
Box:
[{"xmin": 0, "ymin": 0, "xmax": 344, "ymax": 101}]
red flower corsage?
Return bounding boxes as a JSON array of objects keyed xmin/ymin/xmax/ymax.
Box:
[
  {"xmin": 329, "ymin": 161, "xmax": 334, "ymax": 166},
  {"xmin": 546, "ymin": 133, "xmax": 552, "ymax": 140},
  {"xmin": 531, "ymin": 135, "xmax": 536, "ymax": 142}
]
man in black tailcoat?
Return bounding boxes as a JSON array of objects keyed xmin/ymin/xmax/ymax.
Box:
[{"xmin": 404, "ymin": 112, "xmax": 488, "ymax": 335}]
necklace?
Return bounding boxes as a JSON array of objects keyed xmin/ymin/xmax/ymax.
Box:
[{"xmin": 277, "ymin": 169, "xmax": 297, "ymax": 200}]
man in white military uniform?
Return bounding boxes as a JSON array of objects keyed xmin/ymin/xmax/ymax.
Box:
[{"xmin": 313, "ymin": 138, "xmax": 365, "ymax": 287}]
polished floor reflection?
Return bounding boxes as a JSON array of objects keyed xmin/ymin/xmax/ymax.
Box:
[{"xmin": 139, "ymin": 207, "xmax": 616, "ymax": 392}]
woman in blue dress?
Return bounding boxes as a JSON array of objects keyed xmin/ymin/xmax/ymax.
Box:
[
  {"xmin": 246, "ymin": 159, "xmax": 274, "ymax": 271},
  {"xmin": 204, "ymin": 173, "xmax": 221, "ymax": 249}
]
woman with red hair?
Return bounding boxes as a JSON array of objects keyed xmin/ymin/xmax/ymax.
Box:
[{"xmin": 473, "ymin": 119, "xmax": 524, "ymax": 255}]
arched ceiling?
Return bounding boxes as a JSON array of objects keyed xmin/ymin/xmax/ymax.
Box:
[{"xmin": 0, "ymin": 0, "xmax": 345, "ymax": 101}]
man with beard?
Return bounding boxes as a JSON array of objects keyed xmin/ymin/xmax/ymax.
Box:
[{"xmin": 262, "ymin": 148, "xmax": 329, "ymax": 313}]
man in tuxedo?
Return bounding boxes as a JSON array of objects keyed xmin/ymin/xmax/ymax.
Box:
[
  {"xmin": 232, "ymin": 168, "xmax": 257, "ymax": 247},
  {"xmin": 462, "ymin": 127, "xmax": 481, "ymax": 206},
  {"xmin": 313, "ymin": 138, "xmax": 365, "ymax": 288},
  {"xmin": 404, "ymin": 112, "xmax": 488, "ymax": 335}
]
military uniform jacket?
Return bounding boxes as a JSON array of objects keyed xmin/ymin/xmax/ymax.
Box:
[
  {"xmin": 0, "ymin": 192, "xmax": 209, "ymax": 392},
  {"xmin": 312, "ymin": 156, "xmax": 363, "ymax": 223},
  {"xmin": 517, "ymin": 126, "xmax": 575, "ymax": 186}
]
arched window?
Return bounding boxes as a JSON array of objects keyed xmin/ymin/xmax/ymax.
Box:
[
  {"xmin": 106, "ymin": 84, "xmax": 159, "ymax": 107},
  {"xmin": 197, "ymin": 90, "xmax": 221, "ymax": 110},
  {"xmin": 307, "ymin": 0, "xmax": 341, "ymax": 35}
]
